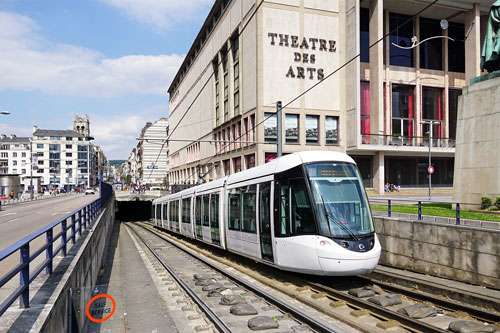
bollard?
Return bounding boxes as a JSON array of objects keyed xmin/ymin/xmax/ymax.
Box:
[
  {"xmin": 388, "ymin": 200, "xmax": 392, "ymax": 217},
  {"xmin": 456, "ymin": 203, "xmax": 460, "ymax": 225},
  {"xmin": 418, "ymin": 201, "xmax": 422, "ymax": 220}
]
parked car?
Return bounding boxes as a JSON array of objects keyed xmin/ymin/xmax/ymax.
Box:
[{"xmin": 85, "ymin": 189, "xmax": 95, "ymax": 195}]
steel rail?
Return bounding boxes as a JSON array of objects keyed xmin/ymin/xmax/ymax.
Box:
[
  {"xmin": 357, "ymin": 276, "xmax": 500, "ymax": 324},
  {"xmin": 305, "ymin": 280, "xmax": 448, "ymax": 333},
  {"xmin": 124, "ymin": 223, "xmax": 232, "ymax": 333},
  {"xmin": 134, "ymin": 222, "xmax": 339, "ymax": 333}
]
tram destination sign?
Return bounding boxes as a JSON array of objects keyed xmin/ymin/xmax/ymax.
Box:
[{"xmin": 267, "ymin": 32, "xmax": 337, "ymax": 80}]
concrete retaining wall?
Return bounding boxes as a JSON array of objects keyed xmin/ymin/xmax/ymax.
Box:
[
  {"xmin": 39, "ymin": 199, "xmax": 115, "ymax": 332},
  {"xmin": 374, "ymin": 217, "xmax": 500, "ymax": 289}
]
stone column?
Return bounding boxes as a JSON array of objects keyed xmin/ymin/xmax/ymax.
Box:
[
  {"xmin": 465, "ymin": 3, "xmax": 481, "ymax": 84},
  {"xmin": 443, "ymin": 27, "xmax": 450, "ymax": 139},
  {"xmin": 373, "ymin": 151, "xmax": 385, "ymax": 194},
  {"xmin": 369, "ymin": 0, "xmax": 384, "ymax": 141},
  {"xmin": 415, "ymin": 16, "xmax": 422, "ymax": 139}
]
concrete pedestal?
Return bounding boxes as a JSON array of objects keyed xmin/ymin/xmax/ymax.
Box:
[{"xmin": 453, "ymin": 75, "xmax": 500, "ymax": 208}]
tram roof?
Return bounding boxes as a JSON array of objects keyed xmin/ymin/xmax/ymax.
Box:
[
  {"xmin": 153, "ymin": 151, "xmax": 354, "ymax": 204},
  {"xmin": 226, "ymin": 151, "xmax": 355, "ymax": 186}
]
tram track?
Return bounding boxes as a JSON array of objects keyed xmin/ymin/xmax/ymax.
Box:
[
  {"xmin": 126, "ymin": 222, "xmax": 349, "ymax": 333},
  {"xmin": 139, "ymin": 222, "xmax": 500, "ymax": 333}
]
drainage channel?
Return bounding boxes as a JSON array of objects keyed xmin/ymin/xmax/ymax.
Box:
[{"xmin": 126, "ymin": 222, "xmax": 341, "ymax": 333}]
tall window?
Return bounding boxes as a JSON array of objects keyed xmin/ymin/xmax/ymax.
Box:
[
  {"xmin": 360, "ymin": 7, "xmax": 369, "ymax": 63},
  {"xmin": 419, "ymin": 18, "xmax": 442, "ymax": 70},
  {"xmin": 232, "ymin": 35, "xmax": 240, "ymax": 115},
  {"xmin": 422, "ymin": 87, "xmax": 443, "ymax": 139},
  {"xmin": 389, "ymin": 13, "xmax": 414, "ymax": 67},
  {"xmin": 305, "ymin": 115, "xmax": 319, "ymax": 143},
  {"xmin": 285, "ymin": 114, "xmax": 299, "ymax": 143},
  {"xmin": 223, "ymin": 159, "xmax": 230, "ymax": 175},
  {"xmin": 448, "ymin": 23, "xmax": 465, "ymax": 73},
  {"xmin": 264, "ymin": 113, "xmax": 277, "ymax": 142},
  {"xmin": 214, "ymin": 59, "xmax": 220, "ymax": 126},
  {"xmin": 246, "ymin": 154, "xmax": 255, "ymax": 169},
  {"xmin": 222, "ymin": 48, "xmax": 229, "ymax": 122},
  {"xmin": 325, "ymin": 116, "xmax": 339, "ymax": 144},
  {"xmin": 448, "ymin": 89, "xmax": 461, "ymax": 140},
  {"xmin": 233, "ymin": 157, "xmax": 241, "ymax": 173},
  {"xmin": 360, "ymin": 81, "xmax": 370, "ymax": 140},
  {"xmin": 392, "ymin": 85, "xmax": 414, "ymax": 138}
]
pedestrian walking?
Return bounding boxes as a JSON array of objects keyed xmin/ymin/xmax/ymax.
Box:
[{"xmin": 9, "ymin": 190, "xmax": 15, "ymax": 199}]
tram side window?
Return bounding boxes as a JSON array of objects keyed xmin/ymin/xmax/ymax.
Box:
[
  {"xmin": 151, "ymin": 205, "xmax": 155, "ymax": 220},
  {"xmin": 169, "ymin": 201, "xmax": 174, "ymax": 222},
  {"xmin": 241, "ymin": 185, "xmax": 257, "ymax": 233},
  {"xmin": 210, "ymin": 194, "xmax": 219, "ymax": 228},
  {"xmin": 163, "ymin": 203, "xmax": 167, "ymax": 221},
  {"xmin": 275, "ymin": 176, "xmax": 317, "ymax": 237},
  {"xmin": 203, "ymin": 195, "xmax": 210, "ymax": 226},
  {"xmin": 156, "ymin": 205, "xmax": 161, "ymax": 220},
  {"xmin": 195, "ymin": 196, "xmax": 202, "ymax": 226},
  {"xmin": 182, "ymin": 198, "xmax": 191, "ymax": 223},
  {"xmin": 228, "ymin": 189, "xmax": 241, "ymax": 231},
  {"xmin": 259, "ymin": 182, "xmax": 272, "ymax": 233}
]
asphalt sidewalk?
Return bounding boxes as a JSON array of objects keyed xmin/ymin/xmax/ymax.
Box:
[{"xmin": 86, "ymin": 222, "xmax": 177, "ymax": 332}]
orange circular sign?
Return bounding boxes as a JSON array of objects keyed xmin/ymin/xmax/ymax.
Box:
[{"xmin": 86, "ymin": 294, "xmax": 116, "ymax": 323}]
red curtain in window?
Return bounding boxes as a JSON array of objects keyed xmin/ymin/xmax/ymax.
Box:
[
  {"xmin": 408, "ymin": 87, "xmax": 414, "ymax": 138},
  {"xmin": 360, "ymin": 82, "xmax": 370, "ymax": 135}
]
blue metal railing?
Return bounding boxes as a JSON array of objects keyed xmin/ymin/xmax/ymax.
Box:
[
  {"xmin": 0, "ymin": 182, "xmax": 113, "ymax": 316},
  {"xmin": 369, "ymin": 198, "xmax": 500, "ymax": 226}
]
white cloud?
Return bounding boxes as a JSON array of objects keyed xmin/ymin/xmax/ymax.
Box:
[
  {"xmin": 0, "ymin": 11, "xmax": 184, "ymax": 97},
  {"xmin": 100, "ymin": 0, "xmax": 213, "ymax": 31},
  {"xmin": 91, "ymin": 113, "xmax": 166, "ymax": 159}
]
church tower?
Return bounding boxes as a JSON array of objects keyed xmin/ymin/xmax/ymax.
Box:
[{"xmin": 73, "ymin": 114, "xmax": 91, "ymax": 139}]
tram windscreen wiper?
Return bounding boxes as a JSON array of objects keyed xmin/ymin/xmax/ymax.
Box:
[{"xmin": 320, "ymin": 195, "xmax": 359, "ymax": 241}]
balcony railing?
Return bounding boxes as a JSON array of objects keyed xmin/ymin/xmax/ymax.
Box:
[{"xmin": 361, "ymin": 134, "xmax": 455, "ymax": 149}]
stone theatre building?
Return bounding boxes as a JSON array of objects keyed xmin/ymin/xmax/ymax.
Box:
[{"xmin": 167, "ymin": 0, "xmax": 491, "ymax": 193}]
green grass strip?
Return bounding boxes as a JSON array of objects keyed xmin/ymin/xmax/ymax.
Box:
[{"xmin": 371, "ymin": 204, "xmax": 500, "ymax": 222}]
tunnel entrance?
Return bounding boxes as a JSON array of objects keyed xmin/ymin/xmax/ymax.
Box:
[{"xmin": 116, "ymin": 200, "xmax": 152, "ymax": 221}]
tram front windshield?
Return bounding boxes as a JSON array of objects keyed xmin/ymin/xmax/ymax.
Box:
[{"xmin": 306, "ymin": 162, "xmax": 374, "ymax": 238}]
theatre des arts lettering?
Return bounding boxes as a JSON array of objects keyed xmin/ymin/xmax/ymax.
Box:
[{"xmin": 262, "ymin": 6, "xmax": 341, "ymax": 113}]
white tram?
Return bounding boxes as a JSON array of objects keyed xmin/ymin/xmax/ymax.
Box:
[{"xmin": 152, "ymin": 151, "xmax": 381, "ymax": 276}]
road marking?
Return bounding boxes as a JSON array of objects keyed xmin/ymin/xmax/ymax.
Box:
[
  {"xmin": 7, "ymin": 218, "xmax": 19, "ymax": 223},
  {"xmin": 51, "ymin": 212, "xmax": 59, "ymax": 216},
  {"xmin": 0, "ymin": 212, "xmax": 17, "ymax": 217}
]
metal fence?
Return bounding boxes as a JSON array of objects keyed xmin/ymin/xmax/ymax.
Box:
[
  {"xmin": 0, "ymin": 182, "xmax": 113, "ymax": 316},
  {"xmin": 369, "ymin": 198, "xmax": 500, "ymax": 227}
]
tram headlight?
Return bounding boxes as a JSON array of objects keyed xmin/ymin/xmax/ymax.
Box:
[{"xmin": 341, "ymin": 242, "xmax": 349, "ymax": 249}]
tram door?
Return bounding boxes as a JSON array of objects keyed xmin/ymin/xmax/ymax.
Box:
[
  {"xmin": 195, "ymin": 196, "xmax": 203, "ymax": 239},
  {"xmin": 259, "ymin": 182, "xmax": 274, "ymax": 262},
  {"xmin": 210, "ymin": 193, "xmax": 221, "ymax": 245}
]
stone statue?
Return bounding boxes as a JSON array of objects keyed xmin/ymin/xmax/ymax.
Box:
[{"xmin": 481, "ymin": 0, "xmax": 500, "ymax": 73}]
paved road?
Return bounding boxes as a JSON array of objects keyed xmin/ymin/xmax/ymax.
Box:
[
  {"xmin": 0, "ymin": 194, "xmax": 98, "ymax": 302},
  {"xmin": 0, "ymin": 194, "xmax": 97, "ymax": 252}
]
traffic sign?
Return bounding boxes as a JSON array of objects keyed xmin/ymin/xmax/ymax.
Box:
[{"xmin": 428, "ymin": 166, "xmax": 434, "ymax": 174}]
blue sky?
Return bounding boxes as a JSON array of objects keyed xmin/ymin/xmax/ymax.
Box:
[{"xmin": 0, "ymin": 0, "xmax": 213, "ymax": 159}]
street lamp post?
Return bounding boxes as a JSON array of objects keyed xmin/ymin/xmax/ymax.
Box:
[{"xmin": 421, "ymin": 120, "xmax": 440, "ymax": 200}]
